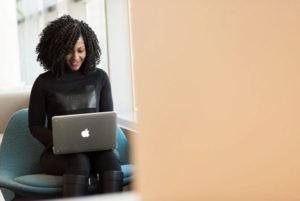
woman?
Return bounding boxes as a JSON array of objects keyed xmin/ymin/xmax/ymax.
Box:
[{"xmin": 28, "ymin": 15, "xmax": 123, "ymax": 197}]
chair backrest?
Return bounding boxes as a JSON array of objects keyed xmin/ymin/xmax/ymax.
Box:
[
  {"xmin": 116, "ymin": 127, "xmax": 129, "ymax": 164},
  {"xmin": 0, "ymin": 108, "xmax": 44, "ymax": 178}
]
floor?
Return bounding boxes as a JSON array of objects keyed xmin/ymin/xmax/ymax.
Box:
[
  {"xmin": 0, "ymin": 192, "xmax": 139, "ymax": 201},
  {"xmin": 51, "ymin": 192, "xmax": 139, "ymax": 201}
]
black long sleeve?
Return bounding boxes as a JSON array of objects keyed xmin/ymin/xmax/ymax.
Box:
[
  {"xmin": 99, "ymin": 74, "xmax": 113, "ymax": 111},
  {"xmin": 28, "ymin": 68, "xmax": 113, "ymax": 147}
]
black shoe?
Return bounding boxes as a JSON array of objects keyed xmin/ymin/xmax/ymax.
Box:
[
  {"xmin": 101, "ymin": 171, "xmax": 123, "ymax": 193},
  {"xmin": 63, "ymin": 174, "xmax": 88, "ymax": 197}
]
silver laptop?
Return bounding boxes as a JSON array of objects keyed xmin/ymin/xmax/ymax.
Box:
[{"xmin": 52, "ymin": 112, "xmax": 117, "ymax": 154}]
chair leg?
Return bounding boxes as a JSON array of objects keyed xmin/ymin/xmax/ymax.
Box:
[
  {"xmin": 100, "ymin": 171, "xmax": 123, "ymax": 194},
  {"xmin": 63, "ymin": 174, "xmax": 88, "ymax": 197}
]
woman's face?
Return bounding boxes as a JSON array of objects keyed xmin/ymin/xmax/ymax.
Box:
[{"xmin": 65, "ymin": 36, "xmax": 86, "ymax": 71}]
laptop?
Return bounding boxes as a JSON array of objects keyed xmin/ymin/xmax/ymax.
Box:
[{"xmin": 52, "ymin": 111, "xmax": 117, "ymax": 154}]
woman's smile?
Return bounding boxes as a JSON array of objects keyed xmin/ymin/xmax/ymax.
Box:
[{"xmin": 65, "ymin": 36, "xmax": 86, "ymax": 71}]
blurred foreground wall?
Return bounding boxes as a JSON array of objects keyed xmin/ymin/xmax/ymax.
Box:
[{"xmin": 131, "ymin": 1, "xmax": 300, "ymax": 201}]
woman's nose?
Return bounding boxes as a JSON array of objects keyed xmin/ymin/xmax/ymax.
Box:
[{"xmin": 72, "ymin": 52, "xmax": 80, "ymax": 60}]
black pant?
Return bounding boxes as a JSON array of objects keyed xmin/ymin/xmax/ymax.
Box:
[{"xmin": 41, "ymin": 148, "xmax": 121, "ymax": 177}]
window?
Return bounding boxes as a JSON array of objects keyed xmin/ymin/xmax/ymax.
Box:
[{"xmin": 105, "ymin": 0, "xmax": 136, "ymax": 126}]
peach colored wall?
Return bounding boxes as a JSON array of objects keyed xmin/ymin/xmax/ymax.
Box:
[{"xmin": 130, "ymin": 1, "xmax": 300, "ymax": 201}]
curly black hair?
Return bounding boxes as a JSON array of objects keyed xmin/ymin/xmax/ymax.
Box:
[{"xmin": 36, "ymin": 15, "xmax": 101, "ymax": 77}]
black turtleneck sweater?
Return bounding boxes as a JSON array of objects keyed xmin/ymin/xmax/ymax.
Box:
[{"xmin": 28, "ymin": 68, "xmax": 113, "ymax": 147}]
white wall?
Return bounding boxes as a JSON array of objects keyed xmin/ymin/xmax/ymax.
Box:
[{"xmin": 0, "ymin": 1, "xmax": 21, "ymax": 90}]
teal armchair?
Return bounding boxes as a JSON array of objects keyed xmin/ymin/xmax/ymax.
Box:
[{"xmin": 0, "ymin": 108, "xmax": 133, "ymax": 200}]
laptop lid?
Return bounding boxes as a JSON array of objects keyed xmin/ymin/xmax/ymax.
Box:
[{"xmin": 52, "ymin": 111, "xmax": 117, "ymax": 154}]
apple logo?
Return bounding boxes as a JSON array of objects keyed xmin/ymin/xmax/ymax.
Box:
[{"xmin": 81, "ymin": 128, "xmax": 90, "ymax": 138}]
